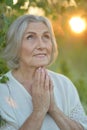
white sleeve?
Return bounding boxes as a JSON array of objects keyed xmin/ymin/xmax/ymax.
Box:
[
  {"xmin": 67, "ymin": 79, "xmax": 87, "ymax": 130},
  {"xmin": 0, "ymin": 124, "xmax": 18, "ymax": 130},
  {"xmin": 70, "ymin": 100, "xmax": 87, "ymax": 130},
  {"xmin": 0, "ymin": 83, "xmax": 19, "ymax": 130},
  {"xmin": 0, "ymin": 109, "xmax": 19, "ymax": 130}
]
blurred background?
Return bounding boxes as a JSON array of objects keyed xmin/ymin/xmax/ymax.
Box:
[{"xmin": 0, "ymin": 0, "xmax": 87, "ymax": 113}]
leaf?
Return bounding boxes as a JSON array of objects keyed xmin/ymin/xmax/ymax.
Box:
[
  {"xmin": 0, "ymin": 75, "xmax": 9, "ymax": 83},
  {"xmin": 0, "ymin": 115, "xmax": 6, "ymax": 127}
]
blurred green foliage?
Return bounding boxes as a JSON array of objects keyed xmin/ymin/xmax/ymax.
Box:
[
  {"xmin": 0, "ymin": 1, "xmax": 87, "ymax": 124},
  {"xmin": 49, "ymin": 40, "xmax": 87, "ymax": 114}
]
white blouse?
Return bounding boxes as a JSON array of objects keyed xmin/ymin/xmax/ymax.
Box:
[{"xmin": 0, "ymin": 70, "xmax": 87, "ymax": 130}]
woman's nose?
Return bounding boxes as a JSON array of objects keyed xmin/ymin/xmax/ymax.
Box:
[{"xmin": 37, "ymin": 37, "xmax": 45, "ymax": 49}]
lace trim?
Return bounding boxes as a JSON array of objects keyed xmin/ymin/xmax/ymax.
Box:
[{"xmin": 70, "ymin": 103, "xmax": 87, "ymax": 123}]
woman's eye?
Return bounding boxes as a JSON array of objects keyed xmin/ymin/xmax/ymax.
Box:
[
  {"xmin": 43, "ymin": 35, "xmax": 51, "ymax": 40},
  {"xmin": 27, "ymin": 35, "xmax": 34, "ymax": 40}
]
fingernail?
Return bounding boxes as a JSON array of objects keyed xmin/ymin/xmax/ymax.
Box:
[{"xmin": 38, "ymin": 67, "xmax": 41, "ymax": 71}]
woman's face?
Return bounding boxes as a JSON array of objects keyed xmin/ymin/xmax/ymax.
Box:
[{"xmin": 19, "ymin": 22, "xmax": 52, "ymax": 68}]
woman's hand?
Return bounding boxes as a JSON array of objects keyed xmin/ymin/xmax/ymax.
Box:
[
  {"xmin": 48, "ymin": 76, "xmax": 58, "ymax": 115},
  {"xmin": 31, "ymin": 68, "xmax": 50, "ymax": 115}
]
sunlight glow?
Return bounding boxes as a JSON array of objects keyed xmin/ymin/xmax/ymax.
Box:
[
  {"xmin": 13, "ymin": 0, "xmax": 18, "ymax": 5},
  {"xmin": 28, "ymin": 7, "xmax": 44, "ymax": 16},
  {"xmin": 6, "ymin": 97, "xmax": 17, "ymax": 108},
  {"xmin": 69, "ymin": 17, "xmax": 86, "ymax": 33}
]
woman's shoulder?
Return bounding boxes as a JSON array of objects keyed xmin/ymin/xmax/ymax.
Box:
[
  {"xmin": 47, "ymin": 69, "xmax": 80, "ymax": 103},
  {"xmin": 47, "ymin": 69, "xmax": 77, "ymax": 92},
  {"xmin": 47, "ymin": 69, "xmax": 71, "ymax": 82}
]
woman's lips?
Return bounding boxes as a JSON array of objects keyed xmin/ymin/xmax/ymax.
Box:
[{"xmin": 34, "ymin": 54, "xmax": 46, "ymax": 58}]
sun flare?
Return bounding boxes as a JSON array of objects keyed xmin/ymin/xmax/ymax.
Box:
[{"xmin": 69, "ymin": 17, "xmax": 86, "ymax": 33}]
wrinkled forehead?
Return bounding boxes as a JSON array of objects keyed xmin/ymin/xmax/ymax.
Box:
[{"xmin": 24, "ymin": 22, "xmax": 50, "ymax": 34}]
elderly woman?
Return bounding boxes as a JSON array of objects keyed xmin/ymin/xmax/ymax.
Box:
[{"xmin": 0, "ymin": 14, "xmax": 87, "ymax": 130}]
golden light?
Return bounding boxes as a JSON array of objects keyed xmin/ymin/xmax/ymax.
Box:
[
  {"xmin": 28, "ymin": 7, "xmax": 44, "ymax": 16},
  {"xmin": 69, "ymin": 16, "xmax": 86, "ymax": 33},
  {"xmin": 13, "ymin": 0, "xmax": 18, "ymax": 5}
]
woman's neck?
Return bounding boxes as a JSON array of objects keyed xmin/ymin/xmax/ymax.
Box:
[{"xmin": 12, "ymin": 67, "xmax": 36, "ymax": 84}]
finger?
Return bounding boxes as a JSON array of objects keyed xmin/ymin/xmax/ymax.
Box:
[
  {"xmin": 44, "ymin": 70, "xmax": 50, "ymax": 90},
  {"xmin": 49, "ymin": 76, "xmax": 54, "ymax": 92},
  {"xmin": 35, "ymin": 67, "xmax": 41, "ymax": 87},
  {"xmin": 40, "ymin": 68, "xmax": 45, "ymax": 88},
  {"xmin": 43, "ymin": 69, "xmax": 53, "ymax": 90}
]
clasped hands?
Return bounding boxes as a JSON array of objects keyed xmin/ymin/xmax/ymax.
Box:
[{"xmin": 31, "ymin": 67, "xmax": 57, "ymax": 117}]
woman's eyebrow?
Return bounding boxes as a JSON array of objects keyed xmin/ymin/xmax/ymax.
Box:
[
  {"xmin": 25, "ymin": 32, "xmax": 35, "ymax": 35},
  {"xmin": 25, "ymin": 31, "xmax": 50, "ymax": 36}
]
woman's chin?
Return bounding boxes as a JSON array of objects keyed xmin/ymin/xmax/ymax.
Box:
[{"xmin": 35, "ymin": 63, "xmax": 49, "ymax": 68}]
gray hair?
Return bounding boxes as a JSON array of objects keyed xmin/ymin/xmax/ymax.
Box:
[{"xmin": 1, "ymin": 14, "xmax": 58, "ymax": 69}]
